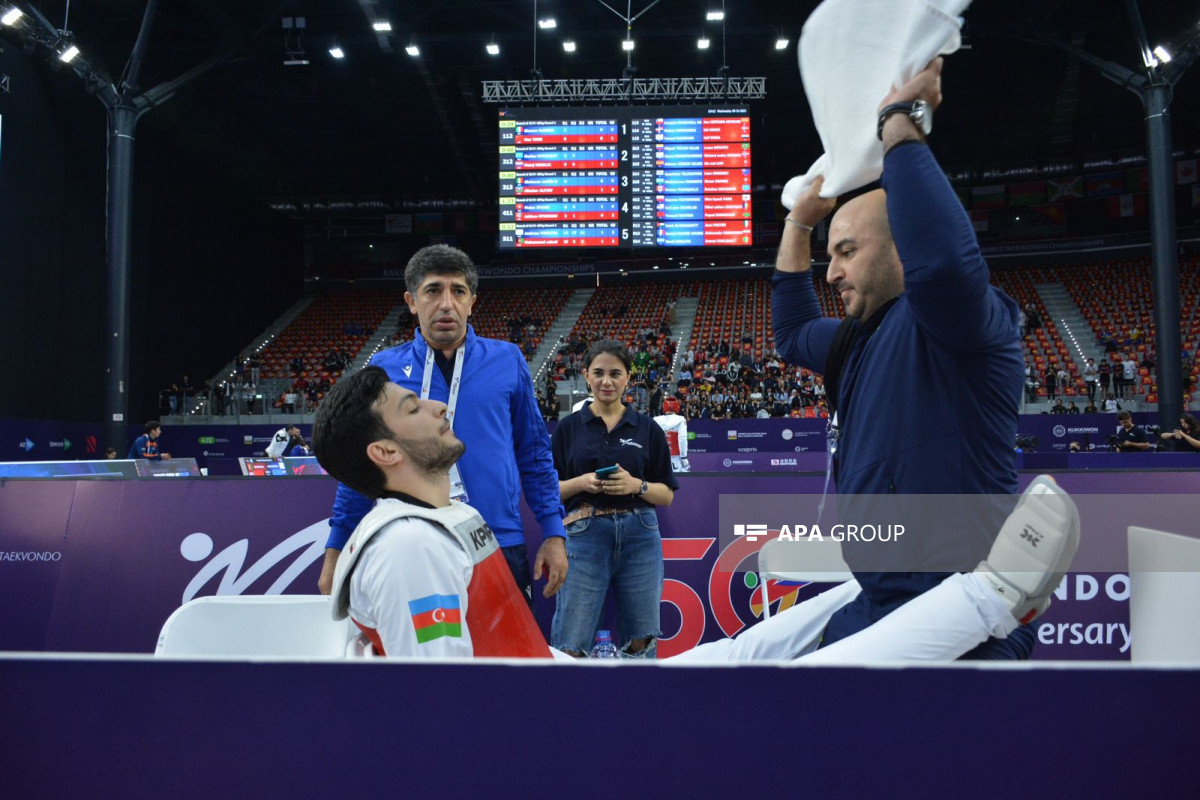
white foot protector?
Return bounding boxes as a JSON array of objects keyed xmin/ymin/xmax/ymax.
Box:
[{"xmin": 975, "ymin": 475, "xmax": 1080, "ymax": 625}]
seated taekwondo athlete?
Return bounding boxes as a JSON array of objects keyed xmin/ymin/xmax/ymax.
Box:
[
  {"xmin": 313, "ymin": 367, "xmax": 1081, "ymax": 662},
  {"xmin": 312, "ymin": 367, "xmax": 551, "ymax": 658}
]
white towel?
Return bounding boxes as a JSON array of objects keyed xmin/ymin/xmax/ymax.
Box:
[{"xmin": 781, "ymin": 0, "xmax": 973, "ymax": 209}]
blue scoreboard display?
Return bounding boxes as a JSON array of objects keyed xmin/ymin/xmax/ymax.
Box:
[{"xmin": 497, "ymin": 106, "xmax": 752, "ymax": 250}]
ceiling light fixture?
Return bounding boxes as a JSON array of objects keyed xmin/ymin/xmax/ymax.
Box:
[
  {"xmin": 1, "ymin": 7, "xmax": 23, "ymax": 26},
  {"xmin": 406, "ymin": 41, "xmax": 420, "ymax": 57},
  {"xmin": 538, "ymin": 18, "xmax": 557, "ymax": 30},
  {"xmin": 329, "ymin": 46, "xmax": 345, "ymax": 59},
  {"xmin": 58, "ymin": 44, "xmax": 79, "ymax": 63},
  {"xmin": 1152, "ymin": 45, "xmax": 1172, "ymax": 63},
  {"xmin": 372, "ymin": 21, "xmax": 392, "ymax": 32},
  {"xmin": 622, "ymin": 38, "xmax": 635, "ymax": 51},
  {"xmin": 706, "ymin": 10, "xmax": 724, "ymax": 21},
  {"xmin": 775, "ymin": 37, "xmax": 789, "ymax": 50},
  {"xmin": 562, "ymin": 40, "xmax": 576, "ymax": 52},
  {"xmin": 487, "ymin": 41, "xmax": 500, "ymax": 55},
  {"xmin": 698, "ymin": 37, "xmax": 710, "ymax": 50}
]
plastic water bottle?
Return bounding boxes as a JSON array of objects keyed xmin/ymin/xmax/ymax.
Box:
[{"xmin": 589, "ymin": 629, "xmax": 619, "ymax": 659}]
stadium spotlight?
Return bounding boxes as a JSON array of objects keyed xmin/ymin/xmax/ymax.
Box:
[
  {"xmin": 58, "ymin": 44, "xmax": 80, "ymax": 63},
  {"xmin": 372, "ymin": 21, "xmax": 392, "ymax": 32},
  {"xmin": 622, "ymin": 38, "xmax": 634, "ymax": 51},
  {"xmin": 1153, "ymin": 45, "xmax": 1172, "ymax": 63},
  {"xmin": 538, "ymin": 18, "xmax": 557, "ymax": 30},
  {"xmin": 486, "ymin": 37, "xmax": 500, "ymax": 55},
  {"xmin": 562, "ymin": 40, "xmax": 576, "ymax": 52},
  {"xmin": 1, "ymin": 6, "xmax": 23, "ymax": 26},
  {"xmin": 698, "ymin": 37, "xmax": 710, "ymax": 50},
  {"xmin": 405, "ymin": 38, "xmax": 420, "ymax": 57},
  {"xmin": 775, "ymin": 37, "xmax": 789, "ymax": 50},
  {"xmin": 706, "ymin": 10, "xmax": 724, "ymax": 21},
  {"xmin": 329, "ymin": 45, "xmax": 345, "ymax": 59}
]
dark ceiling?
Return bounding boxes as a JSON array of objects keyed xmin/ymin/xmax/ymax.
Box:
[{"xmin": 11, "ymin": 0, "xmax": 1200, "ymax": 213}]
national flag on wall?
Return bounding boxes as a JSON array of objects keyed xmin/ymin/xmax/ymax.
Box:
[
  {"xmin": 409, "ymin": 594, "xmax": 463, "ymax": 643},
  {"xmin": 972, "ymin": 185, "xmax": 1006, "ymax": 208},
  {"xmin": 969, "ymin": 209, "xmax": 989, "ymax": 232},
  {"xmin": 1109, "ymin": 193, "xmax": 1147, "ymax": 218},
  {"xmin": 1086, "ymin": 172, "xmax": 1126, "ymax": 197},
  {"xmin": 1008, "ymin": 180, "xmax": 1047, "ymax": 206},
  {"xmin": 1176, "ymin": 159, "xmax": 1198, "ymax": 185},
  {"xmin": 414, "ymin": 213, "xmax": 444, "ymax": 234},
  {"xmin": 1047, "ymin": 176, "xmax": 1083, "ymax": 201},
  {"xmin": 1030, "ymin": 203, "xmax": 1066, "ymax": 225},
  {"xmin": 1126, "ymin": 167, "xmax": 1149, "ymax": 192}
]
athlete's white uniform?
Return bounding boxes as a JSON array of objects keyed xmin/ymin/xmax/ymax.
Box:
[
  {"xmin": 653, "ymin": 412, "xmax": 689, "ymax": 473},
  {"xmin": 264, "ymin": 428, "xmax": 290, "ymax": 459},
  {"xmin": 331, "ymin": 498, "xmax": 550, "ymax": 658}
]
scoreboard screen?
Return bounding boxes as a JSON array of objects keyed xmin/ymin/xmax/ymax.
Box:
[{"xmin": 497, "ymin": 106, "xmax": 752, "ymax": 250}]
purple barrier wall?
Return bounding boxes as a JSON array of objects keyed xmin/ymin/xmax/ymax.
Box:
[
  {"xmin": 2, "ymin": 656, "xmax": 1195, "ymax": 797},
  {"xmin": 6, "ymin": 471, "xmax": 1196, "ymax": 660}
]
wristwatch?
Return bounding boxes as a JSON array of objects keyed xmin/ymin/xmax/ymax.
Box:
[
  {"xmin": 876, "ymin": 99, "xmax": 931, "ymax": 140},
  {"xmin": 638, "ymin": 479, "xmax": 649, "ymax": 495}
]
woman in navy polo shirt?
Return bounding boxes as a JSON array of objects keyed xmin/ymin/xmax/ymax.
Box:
[{"xmin": 550, "ymin": 339, "xmax": 678, "ymax": 658}]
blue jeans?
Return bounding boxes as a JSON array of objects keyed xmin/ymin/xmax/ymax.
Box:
[{"xmin": 551, "ymin": 507, "xmax": 663, "ymax": 657}]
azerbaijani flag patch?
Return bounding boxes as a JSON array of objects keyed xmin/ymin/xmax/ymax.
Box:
[{"xmin": 409, "ymin": 594, "xmax": 463, "ymax": 644}]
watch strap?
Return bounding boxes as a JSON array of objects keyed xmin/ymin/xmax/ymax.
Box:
[{"xmin": 876, "ymin": 100, "xmax": 931, "ymax": 140}]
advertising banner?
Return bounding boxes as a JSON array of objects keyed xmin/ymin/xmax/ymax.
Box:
[{"xmin": 5, "ymin": 471, "xmax": 1193, "ymax": 660}]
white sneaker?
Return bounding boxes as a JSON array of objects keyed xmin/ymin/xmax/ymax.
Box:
[{"xmin": 975, "ymin": 475, "xmax": 1081, "ymax": 624}]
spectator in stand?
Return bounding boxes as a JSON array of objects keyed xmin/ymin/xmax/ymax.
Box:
[
  {"xmin": 1113, "ymin": 410, "xmax": 1151, "ymax": 452},
  {"xmin": 1141, "ymin": 346, "xmax": 1156, "ymax": 370},
  {"xmin": 1158, "ymin": 413, "xmax": 1200, "ymax": 453},
  {"xmin": 283, "ymin": 390, "xmax": 298, "ymax": 414},
  {"xmin": 1098, "ymin": 359, "xmax": 1113, "ymax": 397},
  {"xmin": 1050, "ymin": 399, "xmax": 1067, "ymax": 415},
  {"xmin": 1024, "ymin": 374, "xmax": 1041, "ymax": 404},
  {"xmin": 104, "ymin": 447, "xmax": 118, "ymax": 460},
  {"xmin": 1084, "ymin": 400, "xmax": 1099, "ymax": 414},
  {"xmin": 1043, "ymin": 365, "xmax": 1058, "ymax": 401},
  {"xmin": 1066, "ymin": 401, "xmax": 1080, "ymax": 415},
  {"xmin": 1056, "ymin": 365, "xmax": 1070, "ymax": 396},
  {"xmin": 128, "ymin": 421, "xmax": 171, "ymax": 461},
  {"xmin": 1082, "ymin": 358, "xmax": 1100, "ymax": 402},
  {"xmin": 1102, "ymin": 392, "xmax": 1121, "ymax": 413},
  {"xmin": 1120, "ymin": 353, "xmax": 1139, "ymax": 400}
]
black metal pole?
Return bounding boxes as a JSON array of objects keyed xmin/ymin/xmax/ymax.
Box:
[
  {"xmin": 1142, "ymin": 81, "xmax": 1182, "ymax": 433},
  {"xmin": 104, "ymin": 102, "xmax": 137, "ymax": 452}
]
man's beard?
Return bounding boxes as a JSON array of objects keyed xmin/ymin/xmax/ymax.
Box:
[{"xmin": 398, "ymin": 435, "xmax": 466, "ymax": 477}]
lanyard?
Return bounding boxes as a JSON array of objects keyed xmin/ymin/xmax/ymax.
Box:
[{"xmin": 421, "ymin": 341, "xmax": 468, "ymax": 502}]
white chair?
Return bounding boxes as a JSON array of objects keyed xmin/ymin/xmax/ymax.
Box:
[
  {"xmin": 155, "ymin": 595, "xmax": 357, "ymax": 657},
  {"xmin": 1128, "ymin": 526, "xmax": 1200, "ymax": 663},
  {"xmin": 757, "ymin": 536, "xmax": 854, "ymax": 620}
]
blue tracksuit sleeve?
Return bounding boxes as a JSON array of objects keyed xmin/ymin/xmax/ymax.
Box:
[
  {"xmin": 883, "ymin": 143, "xmax": 1014, "ymax": 353},
  {"xmin": 326, "ymin": 482, "xmax": 373, "ymax": 550},
  {"xmin": 510, "ymin": 350, "xmax": 566, "ymax": 539},
  {"xmin": 771, "ymin": 270, "xmax": 842, "ymax": 374}
]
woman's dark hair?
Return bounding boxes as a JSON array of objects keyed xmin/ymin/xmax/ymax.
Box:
[
  {"xmin": 583, "ymin": 339, "xmax": 632, "ymax": 372},
  {"xmin": 312, "ymin": 366, "xmax": 396, "ymax": 499},
  {"xmin": 1182, "ymin": 413, "xmax": 1199, "ymax": 434}
]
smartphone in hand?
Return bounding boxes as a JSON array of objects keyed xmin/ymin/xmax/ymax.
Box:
[{"xmin": 595, "ymin": 465, "xmax": 619, "ymax": 479}]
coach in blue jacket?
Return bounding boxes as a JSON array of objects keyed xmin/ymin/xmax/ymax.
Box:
[
  {"xmin": 318, "ymin": 245, "xmax": 567, "ymax": 605},
  {"xmin": 772, "ymin": 59, "xmax": 1033, "ymax": 658}
]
